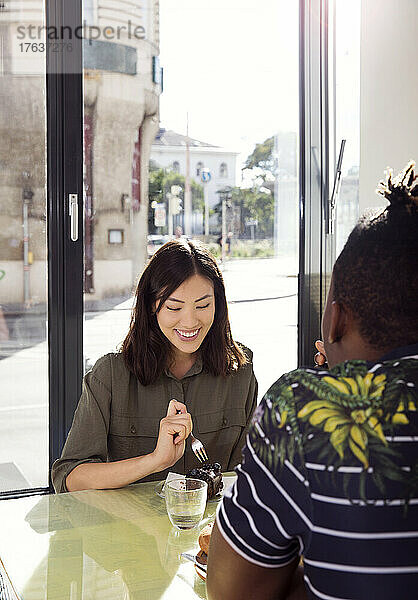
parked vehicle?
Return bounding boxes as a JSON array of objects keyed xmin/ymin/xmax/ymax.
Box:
[{"xmin": 147, "ymin": 234, "xmax": 170, "ymax": 257}]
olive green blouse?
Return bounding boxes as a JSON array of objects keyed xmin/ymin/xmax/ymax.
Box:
[{"xmin": 52, "ymin": 349, "xmax": 258, "ymax": 493}]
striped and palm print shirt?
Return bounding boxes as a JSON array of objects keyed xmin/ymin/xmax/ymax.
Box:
[{"xmin": 217, "ymin": 344, "xmax": 418, "ymax": 600}]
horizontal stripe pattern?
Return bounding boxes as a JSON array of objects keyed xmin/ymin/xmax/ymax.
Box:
[
  {"xmin": 218, "ymin": 352, "xmax": 418, "ymax": 599},
  {"xmin": 310, "ymin": 493, "xmax": 418, "ymax": 507}
]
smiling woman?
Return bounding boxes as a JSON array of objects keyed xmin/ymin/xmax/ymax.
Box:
[
  {"xmin": 122, "ymin": 240, "xmax": 248, "ymax": 385},
  {"xmin": 155, "ymin": 274, "xmax": 216, "ymax": 378},
  {"xmin": 52, "ymin": 240, "xmax": 257, "ymax": 493}
]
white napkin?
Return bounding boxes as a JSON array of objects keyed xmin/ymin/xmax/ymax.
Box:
[
  {"xmin": 221, "ymin": 474, "xmax": 237, "ymax": 494},
  {"xmin": 163, "ymin": 471, "xmax": 183, "ymax": 492}
]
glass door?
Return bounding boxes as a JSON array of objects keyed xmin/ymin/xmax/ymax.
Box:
[
  {"xmin": 0, "ymin": 0, "xmax": 83, "ymax": 496},
  {"xmin": 81, "ymin": 0, "xmax": 159, "ymax": 372},
  {"xmin": 0, "ymin": 0, "xmax": 360, "ymax": 497},
  {"xmin": 0, "ymin": 1, "xmax": 49, "ymax": 493},
  {"xmin": 82, "ymin": 0, "xmax": 300, "ymax": 398}
]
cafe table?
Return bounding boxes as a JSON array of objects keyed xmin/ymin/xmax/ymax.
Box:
[{"xmin": 0, "ymin": 474, "xmax": 237, "ymax": 600}]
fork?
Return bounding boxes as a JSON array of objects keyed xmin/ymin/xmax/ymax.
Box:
[
  {"xmin": 190, "ymin": 432, "xmax": 208, "ymax": 463},
  {"xmin": 174, "ymin": 402, "xmax": 208, "ymax": 463},
  {"xmin": 181, "ymin": 552, "xmax": 207, "ymax": 571}
]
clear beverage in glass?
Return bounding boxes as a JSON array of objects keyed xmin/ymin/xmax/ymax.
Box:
[{"xmin": 165, "ymin": 478, "xmax": 207, "ymax": 530}]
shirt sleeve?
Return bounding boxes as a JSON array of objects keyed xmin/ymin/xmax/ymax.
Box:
[
  {"xmin": 51, "ymin": 355, "xmax": 112, "ymax": 493},
  {"xmin": 216, "ymin": 389, "xmax": 312, "ymax": 568},
  {"xmin": 227, "ymin": 368, "xmax": 258, "ymax": 470}
]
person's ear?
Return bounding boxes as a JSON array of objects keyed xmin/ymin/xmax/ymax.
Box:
[{"xmin": 327, "ymin": 301, "xmax": 348, "ymax": 344}]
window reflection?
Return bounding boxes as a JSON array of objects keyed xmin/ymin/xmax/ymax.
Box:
[
  {"xmin": 334, "ymin": 0, "xmax": 361, "ymax": 255},
  {"xmin": 196, "ymin": 161, "xmax": 204, "ymax": 177},
  {"xmin": 82, "ymin": 0, "xmax": 300, "ymax": 398},
  {"xmin": 219, "ymin": 162, "xmax": 228, "ymax": 178},
  {"xmin": 83, "ymin": 0, "xmax": 161, "ymax": 369},
  {"xmin": 0, "ymin": 0, "xmax": 49, "ymax": 491}
]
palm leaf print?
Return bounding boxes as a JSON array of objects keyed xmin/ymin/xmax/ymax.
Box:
[{"xmin": 250, "ymin": 358, "xmax": 418, "ymax": 502}]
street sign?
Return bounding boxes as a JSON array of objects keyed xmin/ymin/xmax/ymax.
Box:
[
  {"xmin": 154, "ymin": 204, "xmax": 166, "ymax": 227},
  {"xmin": 200, "ymin": 169, "xmax": 211, "ymax": 183}
]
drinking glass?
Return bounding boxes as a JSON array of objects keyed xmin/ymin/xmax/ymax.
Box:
[{"xmin": 165, "ymin": 478, "xmax": 208, "ymax": 530}]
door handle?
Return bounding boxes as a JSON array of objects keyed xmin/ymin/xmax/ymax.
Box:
[
  {"xmin": 328, "ymin": 139, "xmax": 346, "ymax": 234},
  {"xmin": 69, "ymin": 193, "xmax": 78, "ymax": 241}
]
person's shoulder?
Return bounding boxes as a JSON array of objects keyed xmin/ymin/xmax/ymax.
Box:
[
  {"xmin": 264, "ymin": 365, "xmax": 324, "ymax": 396},
  {"xmin": 235, "ymin": 341, "xmax": 254, "ymax": 362},
  {"xmin": 87, "ymin": 352, "xmax": 129, "ymax": 383},
  {"xmin": 251, "ymin": 367, "xmax": 325, "ymax": 443},
  {"xmin": 89, "ymin": 351, "xmax": 120, "ymax": 370},
  {"xmin": 380, "ymin": 352, "xmax": 418, "ymax": 376}
]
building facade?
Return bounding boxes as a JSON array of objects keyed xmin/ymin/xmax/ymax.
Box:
[
  {"xmin": 151, "ymin": 128, "xmax": 238, "ymax": 213},
  {"xmin": 0, "ymin": 0, "xmax": 161, "ymax": 305}
]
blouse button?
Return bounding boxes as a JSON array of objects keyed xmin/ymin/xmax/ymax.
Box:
[
  {"xmin": 130, "ymin": 425, "xmax": 137, "ymax": 434},
  {"xmin": 222, "ymin": 417, "xmax": 228, "ymax": 426}
]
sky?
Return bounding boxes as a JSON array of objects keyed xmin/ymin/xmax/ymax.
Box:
[
  {"xmin": 158, "ymin": 0, "xmax": 361, "ymax": 178},
  {"xmin": 159, "ymin": 0, "xmax": 300, "ymax": 170}
]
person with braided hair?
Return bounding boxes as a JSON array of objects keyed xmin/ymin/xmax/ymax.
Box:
[{"xmin": 207, "ymin": 162, "xmax": 418, "ymax": 600}]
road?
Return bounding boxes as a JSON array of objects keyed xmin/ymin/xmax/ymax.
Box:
[{"xmin": 0, "ymin": 256, "xmax": 298, "ymax": 490}]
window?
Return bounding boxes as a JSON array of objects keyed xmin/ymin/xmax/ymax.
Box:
[
  {"xmin": 108, "ymin": 229, "xmax": 124, "ymax": 244},
  {"xmin": 0, "ymin": 0, "xmax": 49, "ymax": 494},
  {"xmin": 1, "ymin": 0, "xmax": 412, "ymax": 504},
  {"xmin": 0, "ymin": 0, "xmax": 84, "ymax": 497},
  {"xmin": 82, "ymin": 0, "xmax": 161, "ymax": 392},
  {"xmin": 219, "ymin": 162, "xmax": 228, "ymax": 177},
  {"xmin": 156, "ymin": 0, "xmax": 300, "ymax": 396},
  {"xmin": 1, "ymin": 0, "xmax": 304, "ymax": 499}
]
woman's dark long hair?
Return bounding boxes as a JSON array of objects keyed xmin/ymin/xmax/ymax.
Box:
[{"xmin": 121, "ymin": 240, "xmax": 248, "ymax": 385}]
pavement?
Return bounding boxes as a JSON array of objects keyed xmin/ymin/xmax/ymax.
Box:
[{"xmin": 0, "ymin": 256, "xmax": 298, "ymax": 490}]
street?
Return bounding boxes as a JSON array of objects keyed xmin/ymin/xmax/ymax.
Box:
[{"xmin": 0, "ymin": 256, "xmax": 298, "ymax": 490}]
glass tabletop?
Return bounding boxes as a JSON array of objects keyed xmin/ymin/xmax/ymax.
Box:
[{"xmin": 0, "ymin": 474, "xmax": 236, "ymax": 599}]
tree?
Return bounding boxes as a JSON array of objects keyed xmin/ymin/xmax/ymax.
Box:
[
  {"xmin": 148, "ymin": 165, "xmax": 204, "ymax": 234},
  {"xmin": 234, "ymin": 136, "xmax": 276, "ymax": 238},
  {"xmin": 243, "ymin": 136, "xmax": 276, "ymax": 180},
  {"xmin": 213, "ymin": 186, "xmax": 274, "ymax": 239},
  {"xmin": 212, "ymin": 135, "xmax": 278, "ymax": 239},
  {"xmin": 238, "ymin": 187, "xmax": 274, "ymax": 239}
]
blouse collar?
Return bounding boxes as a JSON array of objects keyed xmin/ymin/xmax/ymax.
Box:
[{"xmin": 164, "ymin": 356, "xmax": 203, "ymax": 380}]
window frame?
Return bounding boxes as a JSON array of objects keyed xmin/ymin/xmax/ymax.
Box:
[
  {"xmin": 298, "ymin": 0, "xmax": 331, "ymax": 366},
  {"xmin": 47, "ymin": 0, "xmax": 84, "ymax": 489},
  {"xmin": 1, "ymin": 0, "xmax": 335, "ymax": 497}
]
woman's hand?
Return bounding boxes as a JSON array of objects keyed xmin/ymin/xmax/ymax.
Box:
[
  {"xmin": 151, "ymin": 399, "xmax": 192, "ymax": 472},
  {"xmin": 314, "ymin": 340, "xmax": 327, "ymax": 367},
  {"xmin": 66, "ymin": 399, "xmax": 192, "ymax": 491}
]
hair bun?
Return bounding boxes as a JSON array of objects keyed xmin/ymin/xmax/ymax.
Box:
[{"xmin": 377, "ymin": 160, "xmax": 418, "ymax": 212}]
